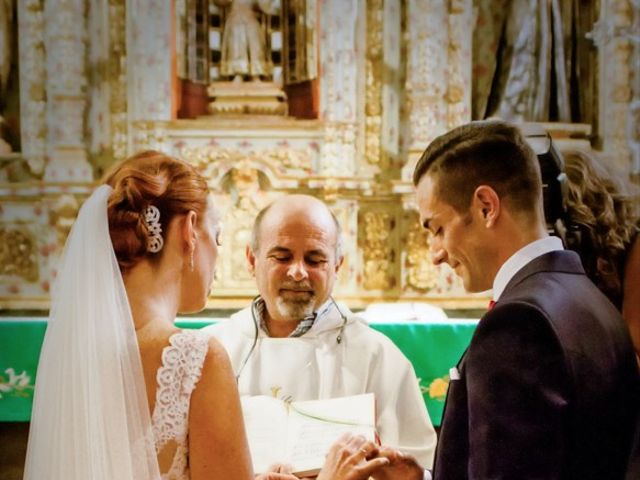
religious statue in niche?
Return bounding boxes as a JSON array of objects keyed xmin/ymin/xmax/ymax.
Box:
[
  {"xmin": 473, "ymin": 0, "xmax": 596, "ymax": 125},
  {"xmin": 215, "ymin": 0, "xmax": 278, "ymax": 82},
  {"xmin": 209, "ymin": 0, "xmax": 287, "ymax": 115}
]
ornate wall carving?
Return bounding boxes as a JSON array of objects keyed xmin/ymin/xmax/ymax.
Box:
[
  {"xmin": 0, "ymin": 227, "xmax": 38, "ymax": 282},
  {"xmin": 0, "ymin": 190, "xmax": 82, "ymax": 307},
  {"xmin": 320, "ymin": 122, "xmax": 357, "ymax": 176},
  {"xmin": 403, "ymin": 211, "xmax": 438, "ymax": 292},
  {"xmin": 180, "ymin": 146, "xmax": 313, "ymax": 179},
  {"xmin": 359, "ymin": 209, "xmax": 395, "ymax": 291},
  {"xmin": 1, "ymin": 3, "xmax": 635, "ymax": 310},
  {"xmin": 215, "ymin": 168, "xmax": 276, "ymax": 294},
  {"xmin": 49, "ymin": 194, "xmax": 80, "ymax": 247}
]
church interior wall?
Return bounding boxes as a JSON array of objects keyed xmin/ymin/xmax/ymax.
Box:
[{"xmin": 0, "ymin": 0, "xmax": 638, "ymax": 313}]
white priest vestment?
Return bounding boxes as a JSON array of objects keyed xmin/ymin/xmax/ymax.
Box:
[{"xmin": 204, "ymin": 302, "xmax": 437, "ymax": 467}]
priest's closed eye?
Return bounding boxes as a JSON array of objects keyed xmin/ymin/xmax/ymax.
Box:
[
  {"xmin": 270, "ymin": 254, "xmax": 291, "ymax": 262},
  {"xmin": 305, "ymin": 256, "xmax": 327, "ymax": 266}
]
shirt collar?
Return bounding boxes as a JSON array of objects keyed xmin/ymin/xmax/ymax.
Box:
[
  {"xmin": 492, "ymin": 236, "xmax": 564, "ymax": 301},
  {"xmin": 254, "ymin": 296, "xmax": 333, "ymax": 337}
]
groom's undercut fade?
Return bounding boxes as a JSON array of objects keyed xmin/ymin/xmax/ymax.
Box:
[{"xmin": 413, "ymin": 120, "xmax": 543, "ymax": 216}]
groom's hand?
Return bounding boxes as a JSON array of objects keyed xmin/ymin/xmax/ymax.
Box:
[
  {"xmin": 370, "ymin": 447, "xmax": 424, "ymax": 480},
  {"xmin": 316, "ymin": 433, "xmax": 389, "ymax": 480}
]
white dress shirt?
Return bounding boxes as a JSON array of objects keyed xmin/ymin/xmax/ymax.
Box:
[{"xmin": 492, "ymin": 236, "xmax": 564, "ymax": 301}]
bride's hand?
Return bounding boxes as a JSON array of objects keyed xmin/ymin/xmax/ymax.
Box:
[
  {"xmin": 255, "ymin": 462, "xmax": 298, "ymax": 480},
  {"xmin": 316, "ymin": 434, "xmax": 389, "ymax": 480}
]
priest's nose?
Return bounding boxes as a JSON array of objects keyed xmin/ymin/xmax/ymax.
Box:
[{"xmin": 287, "ymin": 261, "xmax": 309, "ymax": 281}]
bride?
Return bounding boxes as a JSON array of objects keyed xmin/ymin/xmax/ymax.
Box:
[
  {"xmin": 23, "ymin": 151, "xmax": 253, "ymax": 479},
  {"xmin": 22, "ymin": 150, "xmax": 385, "ymax": 480}
]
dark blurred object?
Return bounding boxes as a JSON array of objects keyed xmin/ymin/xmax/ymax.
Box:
[{"xmin": 523, "ymin": 130, "xmax": 569, "ymax": 230}]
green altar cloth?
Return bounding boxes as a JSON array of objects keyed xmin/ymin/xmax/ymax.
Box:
[{"xmin": 0, "ymin": 317, "xmax": 477, "ymax": 426}]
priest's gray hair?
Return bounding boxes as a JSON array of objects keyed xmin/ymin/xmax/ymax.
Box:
[{"xmin": 250, "ymin": 202, "xmax": 344, "ymax": 261}]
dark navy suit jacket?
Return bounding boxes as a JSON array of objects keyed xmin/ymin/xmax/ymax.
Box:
[{"xmin": 434, "ymin": 250, "xmax": 639, "ymax": 479}]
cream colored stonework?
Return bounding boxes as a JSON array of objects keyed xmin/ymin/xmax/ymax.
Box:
[{"xmin": 0, "ymin": 1, "xmax": 635, "ymax": 310}]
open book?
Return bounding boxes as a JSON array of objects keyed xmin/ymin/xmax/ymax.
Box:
[{"xmin": 240, "ymin": 393, "xmax": 376, "ymax": 477}]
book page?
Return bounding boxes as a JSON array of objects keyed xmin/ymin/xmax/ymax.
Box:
[
  {"xmin": 240, "ymin": 395, "xmax": 289, "ymax": 474},
  {"xmin": 285, "ymin": 393, "xmax": 376, "ymax": 476}
]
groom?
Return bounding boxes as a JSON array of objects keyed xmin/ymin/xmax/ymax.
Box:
[{"xmin": 375, "ymin": 120, "xmax": 639, "ymax": 479}]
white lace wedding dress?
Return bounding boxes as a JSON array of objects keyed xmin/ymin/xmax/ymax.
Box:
[{"xmin": 152, "ymin": 329, "xmax": 209, "ymax": 480}]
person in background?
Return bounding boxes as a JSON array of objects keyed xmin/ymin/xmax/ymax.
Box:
[{"xmin": 561, "ymin": 148, "xmax": 640, "ymax": 357}]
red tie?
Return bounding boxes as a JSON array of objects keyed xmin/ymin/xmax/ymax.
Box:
[{"xmin": 488, "ymin": 300, "xmax": 496, "ymax": 311}]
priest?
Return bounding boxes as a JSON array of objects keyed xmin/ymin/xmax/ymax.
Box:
[{"xmin": 204, "ymin": 194, "xmax": 437, "ymax": 470}]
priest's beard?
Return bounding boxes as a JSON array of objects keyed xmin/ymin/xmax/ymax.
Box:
[{"xmin": 275, "ymin": 294, "xmax": 316, "ymax": 320}]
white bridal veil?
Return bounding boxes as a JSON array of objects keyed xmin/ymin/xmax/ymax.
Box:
[{"xmin": 24, "ymin": 185, "xmax": 160, "ymax": 479}]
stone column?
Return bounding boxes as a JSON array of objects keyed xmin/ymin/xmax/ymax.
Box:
[
  {"xmin": 319, "ymin": 0, "xmax": 359, "ymax": 176},
  {"xmin": 445, "ymin": 0, "xmax": 472, "ymax": 132},
  {"xmin": 627, "ymin": 0, "xmax": 640, "ymax": 174},
  {"xmin": 17, "ymin": 0, "xmax": 47, "ymax": 176},
  {"xmin": 401, "ymin": 0, "xmax": 472, "ymax": 180},
  {"xmin": 591, "ymin": 0, "xmax": 636, "ymax": 173},
  {"xmin": 404, "ymin": 0, "xmax": 448, "ymax": 173},
  {"xmin": 85, "ymin": 0, "xmax": 128, "ymax": 171},
  {"xmin": 126, "ymin": 0, "xmax": 173, "ymax": 154},
  {"xmin": 43, "ymin": 0, "xmax": 92, "ymax": 182},
  {"xmin": 380, "ymin": 0, "xmax": 402, "ymax": 176}
]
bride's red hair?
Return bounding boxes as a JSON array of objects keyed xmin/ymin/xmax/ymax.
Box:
[{"xmin": 102, "ymin": 150, "xmax": 208, "ymax": 271}]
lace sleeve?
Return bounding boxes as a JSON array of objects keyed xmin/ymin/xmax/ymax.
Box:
[{"xmin": 152, "ymin": 330, "xmax": 209, "ymax": 451}]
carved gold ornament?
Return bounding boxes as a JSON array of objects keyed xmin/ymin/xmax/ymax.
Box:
[
  {"xmin": 360, "ymin": 211, "xmax": 394, "ymax": 290},
  {"xmin": 365, "ymin": 0, "xmax": 383, "ymax": 166},
  {"xmin": 0, "ymin": 227, "xmax": 38, "ymax": 282},
  {"xmin": 405, "ymin": 220, "xmax": 438, "ymax": 292}
]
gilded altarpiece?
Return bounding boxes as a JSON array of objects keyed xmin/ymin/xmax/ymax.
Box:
[{"xmin": 1, "ymin": 0, "xmax": 638, "ymax": 310}]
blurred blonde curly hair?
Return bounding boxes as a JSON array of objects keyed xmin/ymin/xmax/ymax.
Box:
[{"xmin": 563, "ymin": 149, "xmax": 639, "ymax": 305}]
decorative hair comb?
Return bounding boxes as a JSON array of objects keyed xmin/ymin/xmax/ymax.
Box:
[{"xmin": 143, "ymin": 205, "xmax": 164, "ymax": 253}]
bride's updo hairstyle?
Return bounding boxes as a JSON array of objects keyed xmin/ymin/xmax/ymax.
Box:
[{"xmin": 103, "ymin": 150, "xmax": 209, "ymax": 271}]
